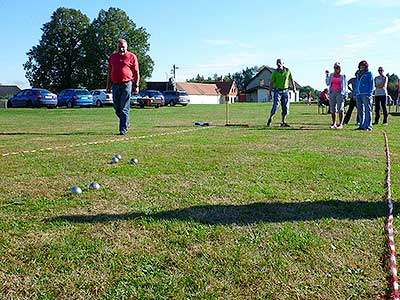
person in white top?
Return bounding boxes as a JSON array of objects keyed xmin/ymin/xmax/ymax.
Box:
[{"xmin": 373, "ymin": 66, "xmax": 388, "ymax": 125}]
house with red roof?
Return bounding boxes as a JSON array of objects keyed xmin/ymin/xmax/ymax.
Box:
[{"xmin": 146, "ymin": 81, "xmax": 238, "ymax": 104}]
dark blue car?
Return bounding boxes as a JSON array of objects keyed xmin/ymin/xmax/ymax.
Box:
[
  {"xmin": 7, "ymin": 88, "xmax": 57, "ymax": 108},
  {"xmin": 57, "ymin": 89, "xmax": 93, "ymax": 108}
]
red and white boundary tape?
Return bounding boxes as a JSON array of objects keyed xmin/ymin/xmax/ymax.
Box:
[
  {"xmin": 384, "ymin": 132, "xmax": 399, "ymax": 300},
  {"xmin": 1, "ymin": 127, "xmax": 208, "ymax": 158}
]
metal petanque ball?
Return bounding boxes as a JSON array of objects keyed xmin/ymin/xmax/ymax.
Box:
[
  {"xmin": 115, "ymin": 154, "xmax": 122, "ymax": 160},
  {"xmin": 111, "ymin": 156, "xmax": 119, "ymax": 164},
  {"xmin": 89, "ymin": 182, "xmax": 101, "ymax": 190},
  {"xmin": 70, "ymin": 186, "xmax": 82, "ymax": 194},
  {"xmin": 130, "ymin": 158, "xmax": 139, "ymax": 165}
]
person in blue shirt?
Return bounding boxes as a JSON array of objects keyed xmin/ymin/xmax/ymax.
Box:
[{"xmin": 355, "ymin": 60, "xmax": 374, "ymax": 131}]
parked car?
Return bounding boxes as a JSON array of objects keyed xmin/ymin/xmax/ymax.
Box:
[
  {"xmin": 132, "ymin": 90, "xmax": 165, "ymax": 108},
  {"xmin": 91, "ymin": 89, "xmax": 113, "ymax": 107},
  {"xmin": 130, "ymin": 94, "xmax": 139, "ymax": 107},
  {"xmin": 57, "ymin": 89, "xmax": 93, "ymax": 108},
  {"xmin": 7, "ymin": 88, "xmax": 57, "ymax": 108},
  {"xmin": 163, "ymin": 90, "xmax": 190, "ymax": 106}
]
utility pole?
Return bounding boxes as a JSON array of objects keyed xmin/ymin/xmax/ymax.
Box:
[{"xmin": 171, "ymin": 64, "xmax": 179, "ymax": 91}]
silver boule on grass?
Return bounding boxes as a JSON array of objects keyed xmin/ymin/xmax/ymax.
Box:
[
  {"xmin": 111, "ymin": 156, "xmax": 119, "ymax": 164},
  {"xmin": 88, "ymin": 182, "xmax": 101, "ymax": 190},
  {"xmin": 130, "ymin": 158, "xmax": 139, "ymax": 165},
  {"xmin": 70, "ymin": 186, "xmax": 82, "ymax": 194},
  {"xmin": 115, "ymin": 154, "xmax": 122, "ymax": 160}
]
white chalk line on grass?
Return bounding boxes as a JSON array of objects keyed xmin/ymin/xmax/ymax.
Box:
[{"xmin": 1, "ymin": 127, "xmax": 210, "ymax": 158}]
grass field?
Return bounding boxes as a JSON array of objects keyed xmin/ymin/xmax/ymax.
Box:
[{"xmin": 0, "ymin": 103, "xmax": 399, "ymax": 299}]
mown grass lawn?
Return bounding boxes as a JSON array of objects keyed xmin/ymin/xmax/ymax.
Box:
[{"xmin": 0, "ymin": 103, "xmax": 399, "ymax": 299}]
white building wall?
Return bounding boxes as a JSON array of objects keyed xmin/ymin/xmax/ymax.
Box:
[
  {"xmin": 189, "ymin": 95, "xmax": 221, "ymax": 104},
  {"xmin": 257, "ymin": 89, "xmax": 269, "ymax": 102}
]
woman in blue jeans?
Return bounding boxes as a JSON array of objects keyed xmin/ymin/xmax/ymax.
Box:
[{"xmin": 355, "ymin": 60, "xmax": 374, "ymax": 131}]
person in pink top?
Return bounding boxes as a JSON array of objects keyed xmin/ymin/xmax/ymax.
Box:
[
  {"xmin": 106, "ymin": 39, "xmax": 140, "ymax": 135},
  {"xmin": 325, "ymin": 62, "xmax": 347, "ymax": 129}
]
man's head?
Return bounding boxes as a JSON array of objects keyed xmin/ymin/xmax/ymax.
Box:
[
  {"xmin": 276, "ymin": 59, "xmax": 284, "ymax": 70},
  {"xmin": 117, "ymin": 39, "xmax": 128, "ymax": 55}
]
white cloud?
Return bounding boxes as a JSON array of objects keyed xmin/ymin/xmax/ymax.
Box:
[
  {"xmin": 238, "ymin": 43, "xmax": 256, "ymax": 49},
  {"xmin": 380, "ymin": 19, "xmax": 400, "ymax": 34},
  {"xmin": 203, "ymin": 39, "xmax": 232, "ymax": 46},
  {"xmin": 334, "ymin": 0, "xmax": 360, "ymax": 6},
  {"xmin": 203, "ymin": 39, "xmax": 256, "ymax": 49},
  {"xmin": 341, "ymin": 34, "xmax": 377, "ymax": 54},
  {"xmin": 333, "ymin": 0, "xmax": 400, "ymax": 6}
]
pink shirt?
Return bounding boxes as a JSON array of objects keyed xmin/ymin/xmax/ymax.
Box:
[
  {"xmin": 108, "ymin": 51, "xmax": 139, "ymax": 84},
  {"xmin": 330, "ymin": 75, "xmax": 342, "ymax": 92}
]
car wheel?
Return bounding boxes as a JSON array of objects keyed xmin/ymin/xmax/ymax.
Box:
[
  {"xmin": 67, "ymin": 101, "xmax": 73, "ymax": 108},
  {"xmin": 182, "ymin": 104, "xmax": 188, "ymax": 106},
  {"xmin": 7, "ymin": 100, "xmax": 13, "ymax": 108},
  {"xmin": 27, "ymin": 100, "xmax": 33, "ymax": 108},
  {"xmin": 170, "ymin": 101, "xmax": 176, "ymax": 106},
  {"xmin": 96, "ymin": 100, "xmax": 102, "ymax": 107}
]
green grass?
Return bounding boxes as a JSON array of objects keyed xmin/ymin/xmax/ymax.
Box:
[{"xmin": 0, "ymin": 103, "xmax": 399, "ymax": 299}]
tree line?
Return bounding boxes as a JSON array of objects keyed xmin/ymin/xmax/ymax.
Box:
[
  {"xmin": 188, "ymin": 68, "xmax": 399, "ymax": 101},
  {"xmin": 24, "ymin": 7, "xmax": 154, "ymax": 92},
  {"xmin": 187, "ymin": 66, "xmax": 263, "ymax": 92}
]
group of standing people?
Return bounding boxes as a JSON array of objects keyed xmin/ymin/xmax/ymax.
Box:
[
  {"xmin": 324, "ymin": 60, "xmax": 388, "ymax": 131},
  {"xmin": 266, "ymin": 58, "xmax": 390, "ymax": 131},
  {"xmin": 105, "ymin": 38, "xmax": 389, "ymax": 133}
]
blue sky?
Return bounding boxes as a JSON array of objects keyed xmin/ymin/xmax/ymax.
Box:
[{"xmin": 1, "ymin": 0, "xmax": 400, "ymax": 91}]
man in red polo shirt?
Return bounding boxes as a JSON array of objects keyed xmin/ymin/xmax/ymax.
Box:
[{"xmin": 106, "ymin": 39, "xmax": 140, "ymax": 135}]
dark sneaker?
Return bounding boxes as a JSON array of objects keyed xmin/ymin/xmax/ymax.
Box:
[
  {"xmin": 281, "ymin": 122, "xmax": 290, "ymax": 127},
  {"xmin": 119, "ymin": 130, "xmax": 127, "ymax": 135},
  {"xmin": 266, "ymin": 118, "xmax": 272, "ymax": 127}
]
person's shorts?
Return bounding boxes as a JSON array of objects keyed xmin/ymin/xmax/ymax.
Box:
[{"xmin": 329, "ymin": 91, "xmax": 344, "ymax": 113}]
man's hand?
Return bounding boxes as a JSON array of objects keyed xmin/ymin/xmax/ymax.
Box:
[
  {"xmin": 133, "ymin": 86, "xmax": 139, "ymax": 95},
  {"xmin": 106, "ymin": 87, "xmax": 111, "ymax": 93}
]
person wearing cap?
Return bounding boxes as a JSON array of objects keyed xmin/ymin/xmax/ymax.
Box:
[
  {"xmin": 355, "ymin": 60, "xmax": 374, "ymax": 131},
  {"xmin": 325, "ymin": 62, "xmax": 347, "ymax": 129},
  {"xmin": 267, "ymin": 59, "xmax": 296, "ymax": 127},
  {"xmin": 373, "ymin": 67, "xmax": 388, "ymax": 125}
]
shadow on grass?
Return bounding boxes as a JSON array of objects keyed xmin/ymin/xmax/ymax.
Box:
[{"xmin": 48, "ymin": 200, "xmax": 394, "ymax": 225}]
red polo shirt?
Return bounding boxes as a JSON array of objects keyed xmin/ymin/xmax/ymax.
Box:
[{"xmin": 108, "ymin": 51, "xmax": 139, "ymax": 84}]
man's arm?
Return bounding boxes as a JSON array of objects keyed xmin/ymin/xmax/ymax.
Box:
[
  {"xmin": 106, "ymin": 72, "xmax": 112, "ymax": 93},
  {"xmin": 290, "ymin": 73, "xmax": 296, "ymax": 93},
  {"xmin": 106, "ymin": 57, "xmax": 112, "ymax": 93},
  {"xmin": 132, "ymin": 54, "xmax": 140, "ymax": 94},
  {"xmin": 269, "ymin": 80, "xmax": 274, "ymax": 100}
]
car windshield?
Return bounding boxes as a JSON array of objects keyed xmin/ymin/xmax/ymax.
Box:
[
  {"xmin": 34, "ymin": 89, "xmax": 51, "ymax": 94},
  {"xmin": 76, "ymin": 90, "xmax": 90, "ymax": 95},
  {"xmin": 178, "ymin": 91, "xmax": 188, "ymax": 96}
]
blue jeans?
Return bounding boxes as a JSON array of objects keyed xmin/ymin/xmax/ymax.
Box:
[
  {"xmin": 356, "ymin": 94, "xmax": 373, "ymax": 130},
  {"xmin": 271, "ymin": 89, "xmax": 289, "ymax": 115},
  {"xmin": 112, "ymin": 81, "xmax": 132, "ymax": 133}
]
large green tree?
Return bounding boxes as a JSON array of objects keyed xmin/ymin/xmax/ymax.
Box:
[
  {"xmin": 24, "ymin": 7, "xmax": 154, "ymax": 92},
  {"xmin": 299, "ymin": 85, "xmax": 320, "ymax": 100},
  {"xmin": 83, "ymin": 7, "xmax": 154, "ymax": 90},
  {"xmin": 24, "ymin": 8, "xmax": 90, "ymax": 91}
]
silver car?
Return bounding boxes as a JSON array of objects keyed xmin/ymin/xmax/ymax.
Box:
[{"xmin": 91, "ymin": 89, "xmax": 113, "ymax": 107}]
